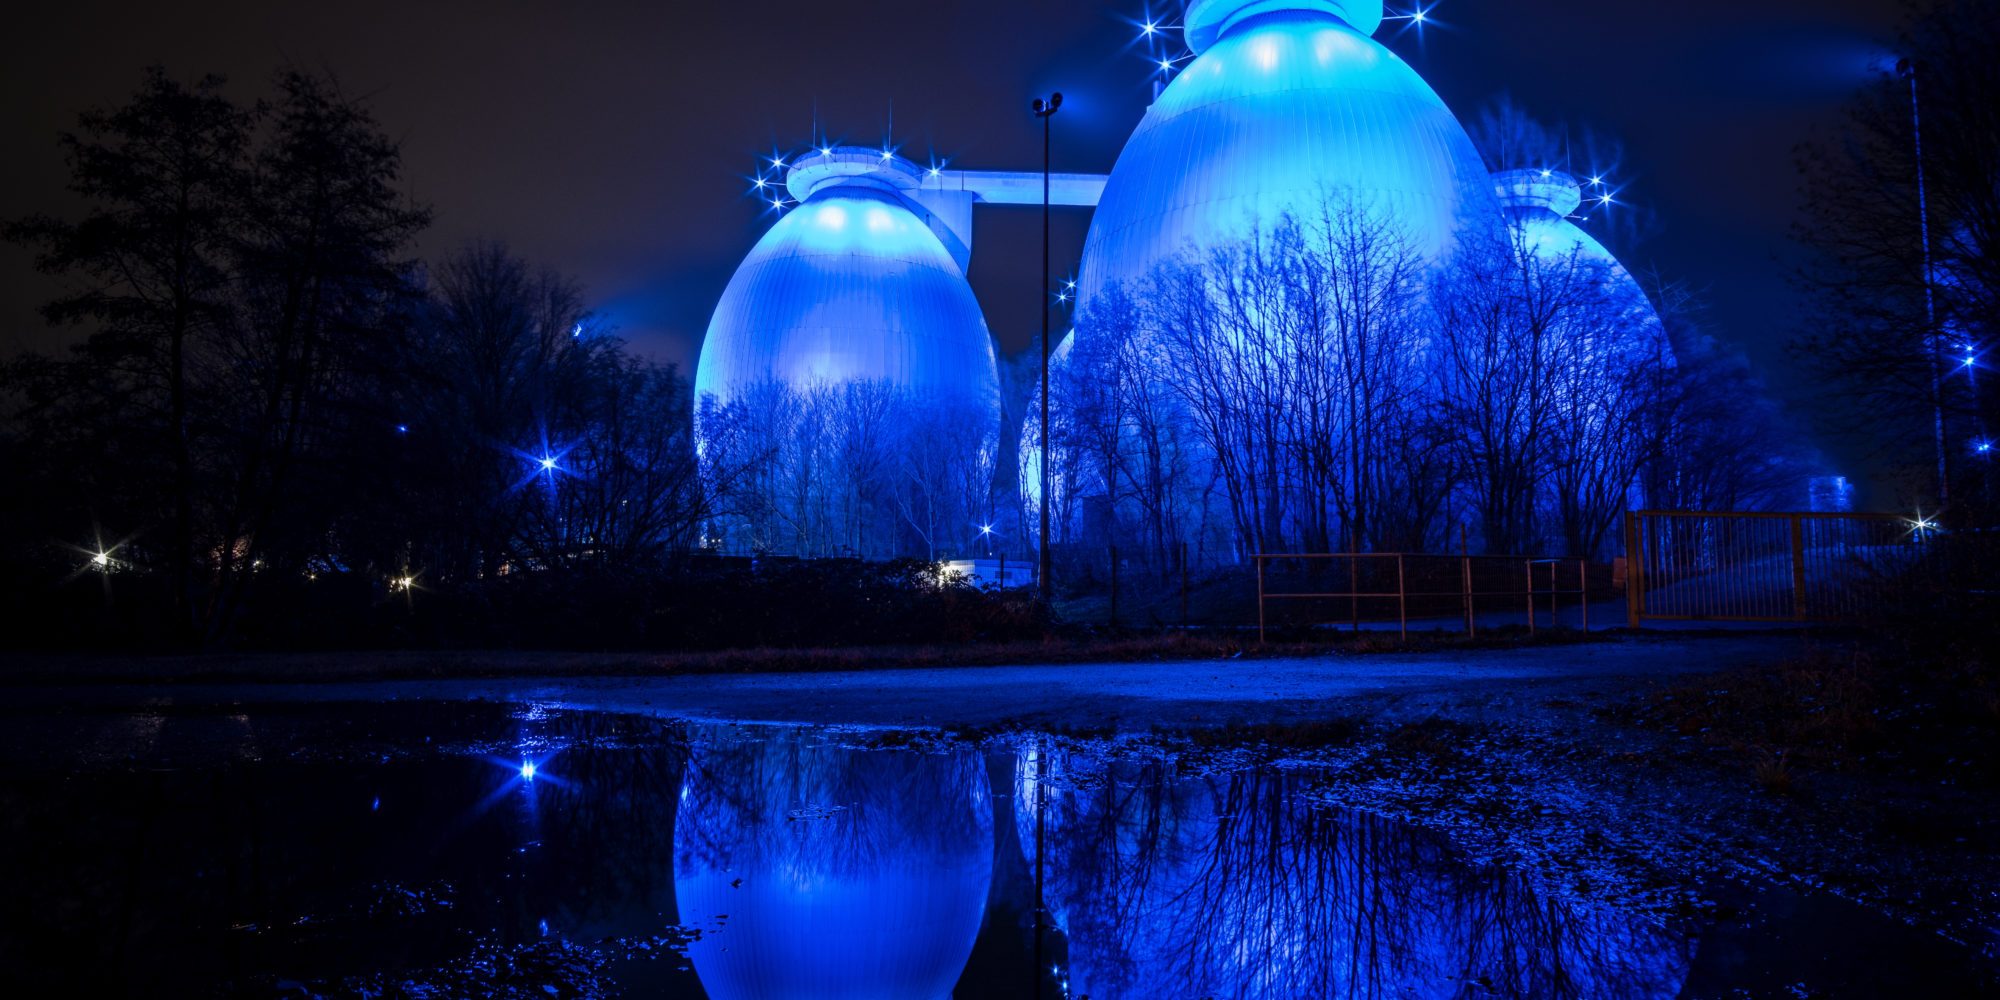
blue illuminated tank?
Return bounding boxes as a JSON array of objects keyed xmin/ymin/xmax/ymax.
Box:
[
  {"xmin": 1078, "ymin": 0, "xmax": 1501, "ymax": 304},
  {"xmin": 1493, "ymin": 167, "xmax": 1669, "ymax": 357},
  {"xmin": 695, "ymin": 146, "xmax": 1000, "ymax": 415},
  {"xmin": 1496, "ymin": 168, "xmax": 1636, "ymax": 286}
]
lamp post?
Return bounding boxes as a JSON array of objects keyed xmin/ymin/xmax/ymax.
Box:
[
  {"xmin": 1033, "ymin": 91, "xmax": 1062, "ymax": 607},
  {"xmin": 1898, "ymin": 58, "xmax": 1949, "ymax": 506}
]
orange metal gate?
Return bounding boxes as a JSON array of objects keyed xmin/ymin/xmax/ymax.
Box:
[{"xmin": 1623, "ymin": 511, "xmax": 1925, "ymax": 625}]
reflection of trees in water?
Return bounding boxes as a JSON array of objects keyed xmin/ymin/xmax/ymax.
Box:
[
  {"xmin": 674, "ymin": 729, "xmax": 994, "ymax": 1000},
  {"xmin": 501, "ymin": 711, "xmax": 692, "ymax": 938},
  {"xmin": 1020, "ymin": 752, "xmax": 1693, "ymax": 999}
]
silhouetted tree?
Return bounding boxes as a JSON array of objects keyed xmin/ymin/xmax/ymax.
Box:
[{"xmin": 5, "ymin": 67, "xmax": 252, "ymax": 640}]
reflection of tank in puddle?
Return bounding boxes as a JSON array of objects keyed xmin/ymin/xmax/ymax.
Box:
[
  {"xmin": 674, "ymin": 730, "xmax": 993, "ymax": 999},
  {"xmin": 1016, "ymin": 748, "xmax": 1694, "ymax": 998}
]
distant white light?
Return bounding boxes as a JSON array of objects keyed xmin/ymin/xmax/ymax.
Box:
[
  {"xmin": 1540, "ymin": 168, "xmax": 1553, "ymax": 178},
  {"xmin": 818, "ymin": 145, "xmax": 832, "ymax": 156},
  {"xmin": 539, "ymin": 456, "xmax": 558, "ymax": 471},
  {"xmin": 880, "ymin": 148, "xmax": 893, "ymax": 161},
  {"xmin": 979, "ymin": 523, "xmax": 994, "ymax": 536},
  {"xmin": 1411, "ymin": 8, "xmax": 1426, "ymax": 23},
  {"xmin": 92, "ymin": 551, "xmax": 110, "ymax": 567},
  {"xmin": 771, "ymin": 197, "xmax": 785, "ymax": 209},
  {"xmin": 1064, "ymin": 278, "xmax": 1077, "ymax": 290},
  {"xmin": 1159, "ymin": 57, "xmax": 1174, "ymax": 71},
  {"xmin": 1590, "ymin": 175, "xmax": 1603, "ymax": 185},
  {"xmin": 1600, "ymin": 194, "xmax": 1614, "ymax": 204},
  {"xmin": 770, "ymin": 155, "xmax": 784, "ymax": 168},
  {"xmin": 570, "ymin": 323, "xmax": 582, "ymax": 338},
  {"xmin": 520, "ymin": 760, "xmax": 536, "ymax": 781},
  {"xmin": 753, "ymin": 177, "xmax": 767, "ymax": 190},
  {"xmin": 1142, "ymin": 20, "xmax": 1157, "ymax": 36}
]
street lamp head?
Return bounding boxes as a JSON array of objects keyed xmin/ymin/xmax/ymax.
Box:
[{"xmin": 1896, "ymin": 57, "xmax": 1916, "ymax": 80}]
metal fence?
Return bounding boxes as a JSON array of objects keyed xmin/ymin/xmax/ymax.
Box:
[
  {"xmin": 1252, "ymin": 553, "xmax": 1590, "ymax": 642},
  {"xmin": 1623, "ymin": 511, "xmax": 1926, "ymax": 625}
]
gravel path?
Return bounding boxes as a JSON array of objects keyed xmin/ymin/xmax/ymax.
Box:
[{"xmin": 2, "ymin": 633, "xmax": 1807, "ymax": 730}]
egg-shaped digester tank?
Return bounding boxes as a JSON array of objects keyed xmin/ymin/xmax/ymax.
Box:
[
  {"xmin": 673, "ymin": 730, "xmax": 994, "ymax": 1000},
  {"xmin": 1492, "ymin": 168, "xmax": 1669, "ymax": 359},
  {"xmin": 695, "ymin": 147, "xmax": 999, "ymax": 410},
  {"xmin": 1078, "ymin": 0, "xmax": 1500, "ymax": 304},
  {"xmin": 695, "ymin": 147, "xmax": 1001, "ymax": 557}
]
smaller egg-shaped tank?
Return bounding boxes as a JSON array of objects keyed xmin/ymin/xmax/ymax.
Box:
[
  {"xmin": 1492, "ymin": 168, "xmax": 1670, "ymax": 361},
  {"xmin": 696, "ymin": 148, "xmax": 1002, "ymax": 557},
  {"xmin": 673, "ymin": 730, "xmax": 994, "ymax": 1000},
  {"xmin": 1017, "ymin": 334, "xmax": 1084, "ymax": 535},
  {"xmin": 696, "ymin": 148, "xmax": 1000, "ymax": 410}
]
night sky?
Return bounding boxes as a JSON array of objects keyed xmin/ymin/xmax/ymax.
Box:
[{"xmin": 3, "ymin": 0, "xmax": 1906, "ymax": 461}]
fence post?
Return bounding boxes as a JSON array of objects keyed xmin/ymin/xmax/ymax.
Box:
[
  {"xmin": 1462, "ymin": 555, "xmax": 1476, "ymax": 637},
  {"xmin": 1256, "ymin": 553, "xmax": 1266, "ymax": 645},
  {"xmin": 1789, "ymin": 514, "xmax": 1807, "ymax": 621},
  {"xmin": 1397, "ymin": 554, "xmax": 1407, "ymax": 642},
  {"xmin": 1525, "ymin": 560, "xmax": 1536, "ymax": 636},
  {"xmin": 1580, "ymin": 559, "xmax": 1589, "ymax": 631},
  {"xmin": 1349, "ymin": 549, "xmax": 1360, "ymax": 633}
]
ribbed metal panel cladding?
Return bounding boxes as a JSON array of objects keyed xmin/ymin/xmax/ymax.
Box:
[
  {"xmin": 1079, "ymin": 9, "xmax": 1500, "ymax": 305},
  {"xmin": 695, "ymin": 185, "xmax": 999, "ymax": 415}
]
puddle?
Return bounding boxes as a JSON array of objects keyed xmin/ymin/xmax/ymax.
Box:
[{"xmin": 0, "ymin": 701, "xmax": 1985, "ymax": 997}]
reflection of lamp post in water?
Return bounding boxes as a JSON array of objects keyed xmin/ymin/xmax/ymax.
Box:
[{"xmin": 1032, "ymin": 741, "xmax": 1048, "ymax": 1000}]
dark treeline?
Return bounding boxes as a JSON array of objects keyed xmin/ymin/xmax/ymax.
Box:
[{"xmin": 0, "ymin": 66, "xmax": 1034, "ymax": 651}]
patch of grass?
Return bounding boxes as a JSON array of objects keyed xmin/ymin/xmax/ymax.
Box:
[{"xmin": 1751, "ymin": 752, "xmax": 1796, "ymax": 797}]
